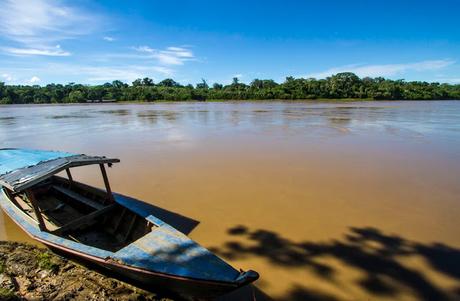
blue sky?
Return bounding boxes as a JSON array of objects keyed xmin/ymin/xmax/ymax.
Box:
[{"xmin": 0, "ymin": 0, "xmax": 459, "ymax": 85}]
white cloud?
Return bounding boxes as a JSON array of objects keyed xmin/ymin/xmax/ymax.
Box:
[
  {"xmin": 0, "ymin": 62, "xmax": 176, "ymax": 85},
  {"xmin": 1, "ymin": 73, "xmax": 14, "ymax": 82},
  {"xmin": 233, "ymin": 73, "xmax": 243, "ymax": 78},
  {"xmin": 84, "ymin": 66, "xmax": 173, "ymax": 82},
  {"xmin": 0, "ymin": 0, "xmax": 101, "ymax": 56},
  {"xmin": 48, "ymin": 63, "xmax": 173, "ymax": 83},
  {"xmin": 134, "ymin": 45, "xmax": 195, "ymax": 65},
  {"xmin": 29, "ymin": 76, "xmax": 41, "ymax": 83},
  {"xmin": 135, "ymin": 46, "xmax": 155, "ymax": 53},
  {"xmin": 305, "ymin": 59, "xmax": 456, "ymax": 79},
  {"xmin": 103, "ymin": 36, "xmax": 115, "ymax": 42},
  {"xmin": 3, "ymin": 45, "xmax": 70, "ymax": 56},
  {"xmin": 166, "ymin": 47, "xmax": 193, "ymax": 58},
  {"xmin": 152, "ymin": 66, "xmax": 174, "ymax": 75},
  {"xmin": 435, "ymin": 77, "xmax": 460, "ymax": 84}
]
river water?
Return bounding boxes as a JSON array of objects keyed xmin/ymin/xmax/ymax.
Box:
[{"xmin": 1, "ymin": 101, "xmax": 460, "ymax": 300}]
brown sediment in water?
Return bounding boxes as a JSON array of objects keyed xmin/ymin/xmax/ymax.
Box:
[{"xmin": 1, "ymin": 101, "xmax": 460, "ymax": 300}]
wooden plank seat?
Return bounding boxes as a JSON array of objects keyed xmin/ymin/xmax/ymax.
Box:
[
  {"xmin": 52, "ymin": 185, "xmax": 104, "ymax": 210},
  {"xmin": 53, "ymin": 204, "xmax": 117, "ymax": 235}
]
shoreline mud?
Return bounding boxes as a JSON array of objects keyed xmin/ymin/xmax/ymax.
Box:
[{"xmin": 0, "ymin": 241, "xmax": 173, "ymax": 301}]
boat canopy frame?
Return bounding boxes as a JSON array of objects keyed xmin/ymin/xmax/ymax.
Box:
[
  {"xmin": 0, "ymin": 150, "xmax": 120, "ymax": 192},
  {"xmin": 0, "ymin": 149, "xmax": 120, "ymax": 233}
]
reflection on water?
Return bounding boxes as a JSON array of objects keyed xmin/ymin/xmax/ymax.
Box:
[
  {"xmin": 46, "ymin": 114, "xmax": 94, "ymax": 119},
  {"xmin": 0, "ymin": 116, "xmax": 17, "ymax": 126},
  {"xmin": 1, "ymin": 101, "xmax": 460, "ymax": 300},
  {"xmin": 97, "ymin": 109, "xmax": 131, "ymax": 116}
]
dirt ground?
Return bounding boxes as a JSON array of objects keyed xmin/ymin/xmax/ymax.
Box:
[{"xmin": 0, "ymin": 241, "xmax": 173, "ymax": 301}]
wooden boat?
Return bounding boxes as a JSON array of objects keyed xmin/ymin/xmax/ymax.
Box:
[{"xmin": 0, "ymin": 148, "xmax": 258, "ymax": 300}]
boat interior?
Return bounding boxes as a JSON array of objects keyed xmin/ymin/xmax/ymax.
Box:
[{"xmin": 3, "ymin": 174, "xmax": 155, "ymax": 252}]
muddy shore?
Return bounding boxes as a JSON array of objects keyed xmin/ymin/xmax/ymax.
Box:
[{"xmin": 0, "ymin": 241, "xmax": 173, "ymax": 301}]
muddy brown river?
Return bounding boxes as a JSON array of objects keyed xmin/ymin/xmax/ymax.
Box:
[{"xmin": 1, "ymin": 101, "xmax": 460, "ymax": 300}]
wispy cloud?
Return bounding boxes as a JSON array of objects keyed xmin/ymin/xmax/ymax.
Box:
[
  {"xmin": 103, "ymin": 36, "xmax": 115, "ymax": 42},
  {"xmin": 134, "ymin": 46, "xmax": 195, "ymax": 65},
  {"xmin": 435, "ymin": 77, "xmax": 460, "ymax": 84},
  {"xmin": 0, "ymin": 0, "xmax": 101, "ymax": 56},
  {"xmin": 305, "ymin": 59, "xmax": 456, "ymax": 79},
  {"xmin": 1, "ymin": 61, "xmax": 176, "ymax": 84},
  {"xmin": 82, "ymin": 65, "xmax": 173, "ymax": 82},
  {"xmin": 3, "ymin": 45, "xmax": 70, "ymax": 56},
  {"xmin": 1, "ymin": 73, "xmax": 13, "ymax": 82}
]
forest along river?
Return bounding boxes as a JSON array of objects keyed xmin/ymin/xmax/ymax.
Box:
[{"xmin": 1, "ymin": 101, "xmax": 460, "ymax": 301}]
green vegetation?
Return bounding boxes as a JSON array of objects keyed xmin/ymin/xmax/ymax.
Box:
[
  {"xmin": 1, "ymin": 72, "xmax": 459, "ymax": 104},
  {"xmin": 36, "ymin": 252, "xmax": 59, "ymax": 272},
  {"xmin": 0, "ymin": 260, "xmax": 5, "ymax": 274},
  {"xmin": 0, "ymin": 288, "xmax": 17, "ymax": 300}
]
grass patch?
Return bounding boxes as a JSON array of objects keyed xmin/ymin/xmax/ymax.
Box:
[
  {"xmin": 36, "ymin": 252, "xmax": 59, "ymax": 272},
  {"xmin": 0, "ymin": 259, "xmax": 5, "ymax": 274},
  {"xmin": 0, "ymin": 288, "xmax": 17, "ymax": 300}
]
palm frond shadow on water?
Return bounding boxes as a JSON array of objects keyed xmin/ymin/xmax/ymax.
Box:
[
  {"xmin": 44, "ymin": 197, "xmax": 460, "ymax": 300},
  {"xmin": 211, "ymin": 225, "xmax": 460, "ymax": 301}
]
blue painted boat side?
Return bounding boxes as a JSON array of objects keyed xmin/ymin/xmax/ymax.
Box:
[
  {"xmin": 114, "ymin": 228, "xmax": 240, "ymax": 283},
  {"xmin": 113, "ymin": 193, "xmax": 166, "ymax": 227},
  {"xmin": 113, "ymin": 193, "xmax": 241, "ymax": 283}
]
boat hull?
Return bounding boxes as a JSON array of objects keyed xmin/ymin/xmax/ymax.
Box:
[
  {"xmin": 45, "ymin": 243, "xmax": 239, "ymax": 300},
  {"xmin": 0, "ymin": 192, "xmax": 243, "ymax": 300}
]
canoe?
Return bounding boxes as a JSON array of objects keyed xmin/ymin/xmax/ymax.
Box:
[{"xmin": 0, "ymin": 148, "xmax": 258, "ymax": 300}]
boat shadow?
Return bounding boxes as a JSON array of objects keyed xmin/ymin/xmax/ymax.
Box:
[
  {"xmin": 113, "ymin": 193, "xmax": 200, "ymax": 235},
  {"xmin": 216, "ymin": 284, "xmax": 273, "ymax": 301}
]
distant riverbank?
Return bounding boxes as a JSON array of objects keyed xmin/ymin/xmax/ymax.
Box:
[
  {"xmin": 4, "ymin": 98, "xmax": 460, "ymax": 107},
  {"xmin": 0, "ymin": 241, "xmax": 171, "ymax": 301},
  {"xmin": 1, "ymin": 72, "xmax": 459, "ymax": 104}
]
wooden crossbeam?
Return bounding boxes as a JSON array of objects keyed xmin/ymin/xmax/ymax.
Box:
[
  {"xmin": 113, "ymin": 207, "xmax": 126, "ymax": 234},
  {"xmin": 123, "ymin": 215, "xmax": 137, "ymax": 242},
  {"xmin": 53, "ymin": 204, "xmax": 117, "ymax": 236},
  {"xmin": 52, "ymin": 185, "xmax": 104, "ymax": 210}
]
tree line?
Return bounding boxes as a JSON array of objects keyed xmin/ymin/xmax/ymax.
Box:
[{"xmin": 1, "ymin": 72, "xmax": 459, "ymax": 104}]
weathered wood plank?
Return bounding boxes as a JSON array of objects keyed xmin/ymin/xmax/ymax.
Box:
[
  {"xmin": 123, "ymin": 215, "xmax": 137, "ymax": 242},
  {"xmin": 52, "ymin": 185, "xmax": 104, "ymax": 210},
  {"xmin": 53, "ymin": 204, "xmax": 117, "ymax": 235},
  {"xmin": 65, "ymin": 168, "xmax": 73, "ymax": 183},
  {"xmin": 99, "ymin": 164, "xmax": 114, "ymax": 204},
  {"xmin": 113, "ymin": 207, "xmax": 127, "ymax": 234},
  {"xmin": 25, "ymin": 190, "xmax": 47, "ymax": 231}
]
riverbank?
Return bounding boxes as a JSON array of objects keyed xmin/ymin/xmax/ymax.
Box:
[
  {"xmin": 3, "ymin": 98, "xmax": 460, "ymax": 107},
  {"xmin": 0, "ymin": 241, "xmax": 172, "ymax": 301},
  {"xmin": 1, "ymin": 73, "xmax": 460, "ymax": 105},
  {"xmin": 117, "ymin": 98, "xmax": 376, "ymax": 103}
]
